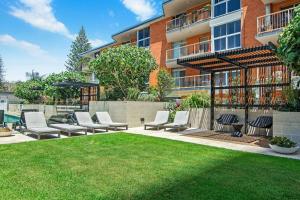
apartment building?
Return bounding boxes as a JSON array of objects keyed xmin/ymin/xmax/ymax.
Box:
[{"xmin": 82, "ymin": 0, "xmax": 299, "ymax": 98}]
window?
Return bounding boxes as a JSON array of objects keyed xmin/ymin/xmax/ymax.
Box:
[
  {"xmin": 214, "ymin": 20, "xmax": 241, "ymax": 51},
  {"xmin": 172, "ymin": 41, "xmax": 186, "ymax": 59},
  {"xmin": 137, "ymin": 27, "xmax": 150, "ymax": 48},
  {"xmin": 214, "ymin": 0, "xmax": 240, "ymax": 17}
]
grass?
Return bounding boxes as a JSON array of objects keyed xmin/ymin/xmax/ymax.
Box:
[{"xmin": 0, "ymin": 133, "xmax": 299, "ymax": 200}]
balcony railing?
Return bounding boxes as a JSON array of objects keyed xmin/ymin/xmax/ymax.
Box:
[
  {"xmin": 166, "ymin": 40, "xmax": 211, "ymax": 62},
  {"xmin": 173, "ymin": 74, "xmax": 211, "ymax": 90},
  {"xmin": 257, "ymin": 7, "xmax": 295, "ymax": 34},
  {"xmin": 166, "ymin": 8, "xmax": 211, "ymax": 32}
]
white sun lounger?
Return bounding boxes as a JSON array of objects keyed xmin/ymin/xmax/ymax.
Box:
[
  {"xmin": 24, "ymin": 112, "xmax": 61, "ymax": 140},
  {"xmin": 144, "ymin": 111, "xmax": 169, "ymax": 130},
  {"xmin": 163, "ymin": 111, "xmax": 190, "ymax": 132},
  {"xmin": 49, "ymin": 124, "xmax": 88, "ymax": 137},
  {"xmin": 96, "ymin": 112, "xmax": 128, "ymax": 130},
  {"xmin": 75, "ymin": 112, "xmax": 108, "ymax": 133}
]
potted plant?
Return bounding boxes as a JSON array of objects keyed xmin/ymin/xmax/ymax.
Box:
[{"xmin": 269, "ymin": 136, "xmax": 299, "ymax": 154}]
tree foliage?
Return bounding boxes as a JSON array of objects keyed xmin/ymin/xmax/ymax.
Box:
[
  {"xmin": 277, "ymin": 5, "xmax": 300, "ymax": 75},
  {"xmin": 14, "ymin": 80, "xmax": 43, "ymax": 103},
  {"xmin": 65, "ymin": 26, "xmax": 92, "ymax": 71},
  {"xmin": 43, "ymin": 71, "xmax": 86, "ymax": 101},
  {"xmin": 26, "ymin": 70, "xmax": 43, "ymax": 81},
  {"xmin": 89, "ymin": 45, "xmax": 157, "ymax": 100},
  {"xmin": 0, "ymin": 54, "xmax": 5, "ymax": 90},
  {"xmin": 157, "ymin": 69, "xmax": 174, "ymax": 101}
]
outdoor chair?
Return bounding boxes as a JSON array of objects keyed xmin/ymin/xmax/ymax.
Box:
[
  {"xmin": 18, "ymin": 109, "xmax": 39, "ymax": 131},
  {"xmin": 24, "ymin": 112, "xmax": 61, "ymax": 140},
  {"xmin": 0, "ymin": 110, "xmax": 6, "ymax": 127},
  {"xmin": 96, "ymin": 112, "xmax": 128, "ymax": 130},
  {"xmin": 49, "ymin": 124, "xmax": 88, "ymax": 137},
  {"xmin": 144, "ymin": 111, "xmax": 169, "ymax": 130},
  {"xmin": 163, "ymin": 111, "xmax": 190, "ymax": 132},
  {"xmin": 75, "ymin": 112, "xmax": 109, "ymax": 133},
  {"xmin": 248, "ymin": 116, "xmax": 273, "ymax": 136},
  {"xmin": 215, "ymin": 114, "xmax": 239, "ymax": 132}
]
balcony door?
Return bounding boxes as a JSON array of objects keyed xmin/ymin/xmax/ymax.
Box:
[
  {"xmin": 172, "ymin": 69, "xmax": 186, "ymax": 87},
  {"xmin": 173, "ymin": 41, "xmax": 186, "ymax": 59}
]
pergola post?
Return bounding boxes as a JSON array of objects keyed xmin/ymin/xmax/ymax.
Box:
[
  {"xmin": 244, "ymin": 68, "xmax": 249, "ymax": 134},
  {"xmin": 210, "ymin": 72, "xmax": 215, "ymax": 130}
]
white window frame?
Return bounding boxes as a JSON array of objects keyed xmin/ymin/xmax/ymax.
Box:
[
  {"xmin": 137, "ymin": 27, "xmax": 150, "ymax": 48},
  {"xmin": 212, "ymin": 0, "xmax": 241, "ymax": 18},
  {"xmin": 213, "ymin": 20, "xmax": 241, "ymax": 52}
]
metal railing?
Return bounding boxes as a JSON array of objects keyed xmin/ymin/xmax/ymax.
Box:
[
  {"xmin": 166, "ymin": 40, "xmax": 211, "ymax": 61},
  {"xmin": 173, "ymin": 74, "xmax": 211, "ymax": 90},
  {"xmin": 257, "ymin": 7, "xmax": 295, "ymax": 34},
  {"xmin": 166, "ymin": 8, "xmax": 211, "ymax": 32}
]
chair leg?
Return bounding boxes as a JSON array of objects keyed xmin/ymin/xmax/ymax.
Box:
[
  {"xmin": 93, "ymin": 128, "xmax": 95, "ymax": 134},
  {"xmin": 144, "ymin": 125, "xmax": 146, "ymax": 130},
  {"xmin": 58, "ymin": 132, "xmax": 61, "ymax": 138},
  {"xmin": 37, "ymin": 134, "xmax": 41, "ymax": 140},
  {"xmin": 85, "ymin": 129, "xmax": 87, "ymax": 135}
]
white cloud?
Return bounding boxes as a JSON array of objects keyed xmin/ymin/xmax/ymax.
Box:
[
  {"xmin": 10, "ymin": 0, "xmax": 75, "ymax": 39},
  {"xmin": 0, "ymin": 34, "xmax": 47, "ymax": 56},
  {"xmin": 89, "ymin": 39, "xmax": 106, "ymax": 47},
  {"xmin": 121, "ymin": 0, "xmax": 156, "ymax": 21}
]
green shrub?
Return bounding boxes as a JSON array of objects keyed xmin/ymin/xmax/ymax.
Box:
[
  {"xmin": 126, "ymin": 88, "xmax": 140, "ymax": 101},
  {"xmin": 157, "ymin": 69, "xmax": 174, "ymax": 101},
  {"xmin": 270, "ymin": 136, "xmax": 297, "ymax": 148},
  {"xmin": 137, "ymin": 93, "xmax": 157, "ymax": 102},
  {"xmin": 181, "ymin": 93, "xmax": 211, "ymax": 109}
]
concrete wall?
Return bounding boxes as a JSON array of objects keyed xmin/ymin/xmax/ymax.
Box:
[
  {"xmin": 89, "ymin": 101, "xmax": 167, "ymax": 128},
  {"xmin": 273, "ymin": 111, "xmax": 300, "ymax": 144},
  {"xmin": 8, "ymin": 104, "xmax": 57, "ymax": 119}
]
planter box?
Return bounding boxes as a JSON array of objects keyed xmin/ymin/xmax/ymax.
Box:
[
  {"xmin": 273, "ymin": 111, "xmax": 300, "ymax": 145},
  {"xmin": 269, "ymin": 144, "xmax": 299, "ymax": 154}
]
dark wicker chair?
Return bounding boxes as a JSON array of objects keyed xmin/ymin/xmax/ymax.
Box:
[
  {"xmin": 0, "ymin": 110, "xmax": 6, "ymax": 127},
  {"xmin": 216, "ymin": 114, "xmax": 239, "ymax": 125},
  {"xmin": 248, "ymin": 116, "xmax": 273, "ymax": 136}
]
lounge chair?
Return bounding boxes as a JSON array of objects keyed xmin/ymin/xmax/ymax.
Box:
[
  {"xmin": 163, "ymin": 111, "xmax": 190, "ymax": 132},
  {"xmin": 95, "ymin": 112, "xmax": 128, "ymax": 130},
  {"xmin": 49, "ymin": 124, "xmax": 88, "ymax": 137},
  {"xmin": 24, "ymin": 112, "xmax": 61, "ymax": 140},
  {"xmin": 248, "ymin": 116, "xmax": 272, "ymax": 136},
  {"xmin": 75, "ymin": 112, "xmax": 109, "ymax": 133},
  {"xmin": 18, "ymin": 109, "xmax": 39, "ymax": 131},
  {"xmin": 144, "ymin": 111, "xmax": 169, "ymax": 130}
]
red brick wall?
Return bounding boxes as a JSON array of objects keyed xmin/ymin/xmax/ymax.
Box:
[
  {"xmin": 241, "ymin": 0, "xmax": 265, "ymax": 47},
  {"xmin": 149, "ymin": 18, "xmax": 170, "ymax": 86}
]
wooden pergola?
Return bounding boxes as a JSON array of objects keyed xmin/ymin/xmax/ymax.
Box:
[{"xmin": 177, "ymin": 43, "xmax": 291, "ymax": 132}]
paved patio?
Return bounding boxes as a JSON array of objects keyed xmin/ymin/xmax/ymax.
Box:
[{"xmin": 124, "ymin": 127, "xmax": 300, "ymax": 160}]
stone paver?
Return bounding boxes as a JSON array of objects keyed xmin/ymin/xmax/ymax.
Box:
[{"xmin": 124, "ymin": 127, "xmax": 300, "ymax": 160}]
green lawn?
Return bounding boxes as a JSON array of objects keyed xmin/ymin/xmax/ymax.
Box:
[{"xmin": 0, "ymin": 133, "xmax": 299, "ymax": 200}]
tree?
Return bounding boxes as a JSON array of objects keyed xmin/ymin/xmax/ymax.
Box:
[
  {"xmin": 156, "ymin": 69, "xmax": 174, "ymax": 101},
  {"xmin": 277, "ymin": 5, "xmax": 300, "ymax": 75},
  {"xmin": 89, "ymin": 45, "xmax": 158, "ymax": 100},
  {"xmin": 14, "ymin": 80, "xmax": 43, "ymax": 103},
  {"xmin": 26, "ymin": 70, "xmax": 43, "ymax": 81},
  {"xmin": 65, "ymin": 26, "xmax": 92, "ymax": 71},
  {"xmin": 43, "ymin": 71, "xmax": 86, "ymax": 103},
  {"xmin": 0, "ymin": 55, "xmax": 5, "ymax": 89}
]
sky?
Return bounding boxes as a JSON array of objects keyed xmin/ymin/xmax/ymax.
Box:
[{"xmin": 0, "ymin": 0, "xmax": 163, "ymax": 81}]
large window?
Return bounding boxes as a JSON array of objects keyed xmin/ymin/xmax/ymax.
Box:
[
  {"xmin": 214, "ymin": 0, "xmax": 240, "ymax": 17},
  {"xmin": 214, "ymin": 20, "xmax": 241, "ymax": 51},
  {"xmin": 137, "ymin": 27, "xmax": 150, "ymax": 48}
]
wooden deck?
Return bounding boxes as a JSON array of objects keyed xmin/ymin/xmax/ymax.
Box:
[{"xmin": 184, "ymin": 130, "xmax": 270, "ymax": 148}]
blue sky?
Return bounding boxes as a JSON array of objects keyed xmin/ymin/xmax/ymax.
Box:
[{"xmin": 0, "ymin": 0, "xmax": 163, "ymax": 81}]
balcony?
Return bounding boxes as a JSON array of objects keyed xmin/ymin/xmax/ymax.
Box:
[
  {"xmin": 166, "ymin": 40, "xmax": 211, "ymax": 68},
  {"xmin": 256, "ymin": 8, "xmax": 295, "ymax": 45},
  {"xmin": 166, "ymin": 8, "xmax": 211, "ymax": 42},
  {"xmin": 173, "ymin": 74, "xmax": 211, "ymax": 91}
]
